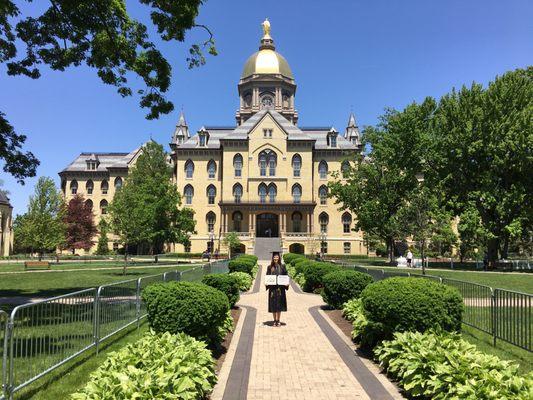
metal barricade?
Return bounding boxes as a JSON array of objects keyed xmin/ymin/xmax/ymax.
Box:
[
  {"xmin": 493, "ymin": 289, "xmax": 532, "ymax": 351},
  {"xmin": 163, "ymin": 270, "xmax": 179, "ymax": 282},
  {"xmin": 7, "ymin": 289, "xmax": 96, "ymax": 397},
  {"xmin": 1, "ymin": 310, "xmax": 8, "ymax": 400},
  {"xmin": 179, "ymin": 266, "xmax": 205, "ymax": 282}
]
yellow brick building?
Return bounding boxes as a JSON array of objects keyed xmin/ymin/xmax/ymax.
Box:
[
  {"xmin": 0, "ymin": 191, "xmax": 13, "ymax": 256},
  {"xmin": 60, "ymin": 20, "xmax": 367, "ymax": 257}
]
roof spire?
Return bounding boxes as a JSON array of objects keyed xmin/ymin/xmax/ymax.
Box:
[
  {"xmin": 172, "ymin": 109, "xmax": 190, "ymax": 144},
  {"xmin": 260, "ymin": 18, "xmax": 275, "ymax": 50},
  {"xmin": 345, "ymin": 111, "xmax": 361, "ymax": 148}
]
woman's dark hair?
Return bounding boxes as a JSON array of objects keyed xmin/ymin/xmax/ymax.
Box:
[{"xmin": 269, "ymin": 252, "xmax": 281, "ymax": 272}]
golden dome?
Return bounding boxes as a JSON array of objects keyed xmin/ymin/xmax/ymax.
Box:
[{"xmin": 241, "ymin": 19, "xmax": 294, "ymax": 79}]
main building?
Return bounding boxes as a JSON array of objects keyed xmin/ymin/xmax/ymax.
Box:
[{"xmin": 60, "ymin": 20, "xmax": 367, "ymax": 257}]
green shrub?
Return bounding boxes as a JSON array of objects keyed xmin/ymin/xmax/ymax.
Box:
[
  {"xmin": 228, "ymin": 256, "xmax": 256, "ymax": 276},
  {"xmin": 72, "ymin": 331, "xmax": 217, "ymax": 400},
  {"xmin": 142, "ymin": 281, "xmax": 230, "ymax": 344},
  {"xmin": 201, "ymin": 274, "xmax": 240, "ymax": 307},
  {"xmin": 283, "ymin": 253, "xmax": 305, "ymax": 265},
  {"xmin": 229, "ymin": 271, "xmax": 253, "ymax": 291},
  {"xmin": 216, "ymin": 310, "xmax": 234, "ymax": 344},
  {"xmin": 302, "ymin": 262, "xmax": 340, "ymax": 292},
  {"xmin": 237, "ymin": 254, "xmax": 258, "ymax": 264},
  {"xmin": 342, "ymin": 298, "xmax": 376, "ymax": 346},
  {"xmin": 360, "ymin": 277, "xmax": 463, "ymax": 347},
  {"xmin": 321, "ymin": 270, "xmax": 373, "ymax": 309},
  {"xmin": 293, "ymin": 258, "xmax": 313, "ymax": 275},
  {"xmin": 375, "ymin": 330, "xmax": 533, "ymax": 400}
]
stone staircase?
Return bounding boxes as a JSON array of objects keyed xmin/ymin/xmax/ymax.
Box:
[{"xmin": 253, "ymin": 237, "xmax": 282, "ymax": 260}]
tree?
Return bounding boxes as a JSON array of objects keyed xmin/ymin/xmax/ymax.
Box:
[
  {"xmin": 95, "ymin": 218, "xmax": 110, "ymax": 255},
  {"xmin": 1, "ymin": 1, "xmax": 215, "ymax": 182},
  {"xmin": 63, "ymin": 195, "xmax": 97, "ymax": 253},
  {"xmin": 108, "ymin": 141, "xmax": 195, "ymax": 272},
  {"xmin": 432, "ymin": 67, "xmax": 533, "ymax": 263},
  {"xmin": 223, "ymin": 232, "xmax": 241, "ymax": 258},
  {"xmin": 17, "ymin": 177, "xmax": 65, "ymax": 259}
]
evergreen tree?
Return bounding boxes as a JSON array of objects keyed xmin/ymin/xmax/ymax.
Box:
[{"xmin": 95, "ymin": 218, "xmax": 110, "ymax": 255}]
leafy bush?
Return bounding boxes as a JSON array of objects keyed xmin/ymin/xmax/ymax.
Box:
[
  {"xmin": 142, "ymin": 281, "xmax": 230, "ymax": 344},
  {"xmin": 229, "ymin": 271, "xmax": 253, "ymax": 291},
  {"xmin": 201, "ymin": 273, "xmax": 240, "ymax": 307},
  {"xmin": 375, "ymin": 330, "xmax": 533, "ymax": 400},
  {"xmin": 375, "ymin": 244, "xmax": 388, "ymax": 257},
  {"xmin": 360, "ymin": 277, "xmax": 463, "ymax": 347},
  {"xmin": 216, "ymin": 310, "xmax": 234, "ymax": 344},
  {"xmin": 72, "ymin": 331, "xmax": 217, "ymax": 400},
  {"xmin": 283, "ymin": 253, "xmax": 305, "ymax": 265},
  {"xmin": 228, "ymin": 257, "xmax": 255, "ymax": 276},
  {"xmin": 342, "ymin": 298, "xmax": 376, "ymax": 346},
  {"xmin": 237, "ymin": 254, "xmax": 258, "ymax": 264},
  {"xmin": 302, "ymin": 262, "xmax": 340, "ymax": 292},
  {"xmin": 321, "ymin": 270, "xmax": 373, "ymax": 309}
]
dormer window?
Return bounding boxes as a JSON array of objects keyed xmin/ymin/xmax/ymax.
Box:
[
  {"xmin": 263, "ymin": 129, "xmax": 272, "ymax": 138},
  {"xmin": 86, "ymin": 160, "xmax": 98, "ymax": 170},
  {"xmin": 197, "ymin": 127, "xmax": 209, "ymax": 147},
  {"xmin": 327, "ymin": 128, "xmax": 338, "ymax": 148}
]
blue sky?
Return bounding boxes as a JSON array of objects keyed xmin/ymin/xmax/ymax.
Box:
[{"xmin": 1, "ymin": 0, "xmax": 532, "ymax": 215}]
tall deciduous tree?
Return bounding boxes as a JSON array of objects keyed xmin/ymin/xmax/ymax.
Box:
[
  {"xmin": 95, "ymin": 218, "xmax": 110, "ymax": 255},
  {"xmin": 63, "ymin": 195, "xmax": 97, "ymax": 253},
  {"xmin": 1, "ymin": 0, "xmax": 215, "ymax": 182},
  {"xmin": 17, "ymin": 177, "xmax": 65, "ymax": 259},
  {"xmin": 108, "ymin": 141, "xmax": 196, "ymax": 260}
]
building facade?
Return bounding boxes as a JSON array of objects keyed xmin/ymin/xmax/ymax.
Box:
[
  {"xmin": 60, "ymin": 20, "xmax": 367, "ymax": 256},
  {"xmin": 0, "ymin": 191, "xmax": 13, "ymax": 256}
]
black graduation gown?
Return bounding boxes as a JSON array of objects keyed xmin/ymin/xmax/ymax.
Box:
[{"xmin": 266, "ymin": 264, "xmax": 288, "ymax": 313}]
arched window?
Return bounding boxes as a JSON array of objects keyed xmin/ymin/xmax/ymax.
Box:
[
  {"xmin": 100, "ymin": 199, "xmax": 108, "ymax": 215},
  {"xmin": 292, "ymin": 184, "xmax": 302, "ymax": 203},
  {"xmin": 258, "ymin": 183, "xmax": 267, "ymax": 203},
  {"xmin": 85, "ymin": 199, "xmax": 93, "ymax": 210},
  {"xmin": 258, "ymin": 150, "xmax": 276, "ymax": 177},
  {"xmin": 341, "ymin": 160, "xmax": 350, "ymax": 178},
  {"xmin": 206, "ymin": 212, "xmax": 216, "ymax": 233},
  {"xmin": 268, "ymin": 153, "xmax": 276, "ymax": 176},
  {"xmin": 319, "ymin": 185, "xmax": 328, "ymax": 205},
  {"xmin": 101, "ymin": 180, "xmax": 109, "ymax": 195},
  {"xmin": 207, "ymin": 160, "xmax": 216, "ymax": 179},
  {"xmin": 232, "ymin": 211, "xmax": 243, "ymax": 232},
  {"xmin": 86, "ymin": 180, "xmax": 94, "ymax": 195},
  {"xmin": 319, "ymin": 212, "xmax": 329, "ymax": 233},
  {"xmin": 268, "ymin": 184, "xmax": 277, "ymax": 203},
  {"xmin": 70, "ymin": 180, "xmax": 78, "ymax": 195},
  {"xmin": 292, "ymin": 211, "xmax": 302, "ymax": 233},
  {"xmin": 233, "ymin": 154, "xmax": 243, "ymax": 177},
  {"xmin": 114, "ymin": 177, "xmax": 123, "ymax": 190},
  {"xmin": 184, "ymin": 185, "xmax": 194, "ymax": 205},
  {"xmin": 185, "ymin": 160, "xmax": 194, "ymax": 178},
  {"xmin": 319, "ymin": 160, "xmax": 328, "ymax": 179},
  {"xmin": 344, "ymin": 242, "xmax": 351, "ymax": 254},
  {"xmin": 292, "ymin": 154, "xmax": 302, "ymax": 177},
  {"xmin": 233, "ymin": 183, "xmax": 243, "ymax": 203},
  {"xmin": 342, "ymin": 212, "xmax": 352, "ymax": 233},
  {"xmin": 207, "ymin": 185, "xmax": 216, "ymax": 204},
  {"xmin": 259, "ymin": 153, "xmax": 267, "ymax": 176}
]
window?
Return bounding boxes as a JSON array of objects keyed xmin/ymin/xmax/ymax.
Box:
[
  {"xmin": 259, "ymin": 153, "xmax": 267, "ymax": 176},
  {"xmin": 321, "ymin": 241, "xmax": 328, "ymax": 254},
  {"xmin": 260, "ymin": 95, "xmax": 273, "ymax": 109},
  {"xmin": 233, "ymin": 154, "xmax": 243, "ymax": 177},
  {"xmin": 319, "ymin": 160, "xmax": 328, "ymax": 179},
  {"xmin": 292, "ymin": 154, "xmax": 301, "ymax": 177},
  {"xmin": 207, "ymin": 160, "xmax": 216, "ymax": 179},
  {"xmin": 259, "ymin": 150, "xmax": 276, "ymax": 177},
  {"xmin": 86, "ymin": 160, "xmax": 98, "ymax": 170},
  {"xmin": 100, "ymin": 199, "xmax": 108, "ymax": 215},
  {"xmin": 86, "ymin": 180, "xmax": 94, "ymax": 195},
  {"xmin": 268, "ymin": 184, "xmax": 277, "ymax": 203},
  {"xmin": 207, "ymin": 241, "xmax": 214, "ymax": 253},
  {"xmin": 70, "ymin": 180, "xmax": 78, "ymax": 195},
  {"xmin": 184, "ymin": 185, "xmax": 194, "ymax": 205},
  {"xmin": 344, "ymin": 242, "xmax": 351, "ymax": 254},
  {"xmin": 341, "ymin": 161, "xmax": 350, "ymax": 178},
  {"xmin": 258, "ymin": 183, "xmax": 267, "ymax": 203},
  {"xmin": 330, "ymin": 135, "xmax": 337, "ymax": 148},
  {"xmin": 85, "ymin": 199, "xmax": 93, "ymax": 210},
  {"xmin": 199, "ymin": 135, "xmax": 206, "ymax": 146},
  {"xmin": 342, "ymin": 212, "xmax": 352, "ymax": 233},
  {"xmin": 292, "ymin": 212, "xmax": 302, "ymax": 232},
  {"xmin": 263, "ymin": 128, "xmax": 272, "ymax": 138},
  {"xmin": 206, "ymin": 212, "xmax": 216, "ymax": 233},
  {"xmin": 319, "ymin": 212, "xmax": 329, "ymax": 233},
  {"xmin": 233, "ymin": 184, "xmax": 243, "ymax": 203},
  {"xmin": 292, "ymin": 184, "xmax": 302, "ymax": 203},
  {"xmin": 233, "ymin": 211, "xmax": 243, "ymax": 232},
  {"xmin": 268, "ymin": 153, "xmax": 276, "ymax": 176},
  {"xmin": 207, "ymin": 185, "xmax": 216, "ymax": 204},
  {"xmin": 113, "ymin": 242, "xmax": 119, "ymax": 252},
  {"xmin": 114, "ymin": 177, "xmax": 123, "ymax": 190},
  {"xmin": 319, "ymin": 185, "xmax": 328, "ymax": 205},
  {"xmin": 185, "ymin": 160, "xmax": 194, "ymax": 178},
  {"xmin": 184, "ymin": 243, "xmax": 191, "ymax": 253}
]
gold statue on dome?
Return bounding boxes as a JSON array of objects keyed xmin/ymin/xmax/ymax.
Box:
[{"xmin": 262, "ymin": 18, "xmax": 271, "ymax": 39}]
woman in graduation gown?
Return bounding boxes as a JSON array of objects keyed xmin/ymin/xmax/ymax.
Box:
[{"xmin": 266, "ymin": 252, "xmax": 289, "ymax": 327}]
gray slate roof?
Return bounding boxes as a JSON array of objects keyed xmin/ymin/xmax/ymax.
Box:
[
  {"xmin": 60, "ymin": 149, "xmax": 140, "ymax": 173},
  {"xmin": 0, "ymin": 191, "xmax": 11, "ymax": 206},
  {"xmin": 175, "ymin": 109, "xmax": 357, "ymax": 150}
]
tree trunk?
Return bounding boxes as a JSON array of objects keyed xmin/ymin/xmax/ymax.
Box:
[
  {"xmin": 388, "ymin": 238, "xmax": 395, "ymax": 264},
  {"xmin": 421, "ymin": 239, "xmax": 426, "ymax": 275},
  {"xmin": 501, "ymin": 235, "xmax": 510, "ymax": 260},
  {"xmin": 487, "ymin": 238, "xmax": 499, "ymax": 268},
  {"xmin": 38, "ymin": 251, "xmax": 43, "ymax": 262},
  {"xmin": 123, "ymin": 244, "xmax": 128, "ymax": 275}
]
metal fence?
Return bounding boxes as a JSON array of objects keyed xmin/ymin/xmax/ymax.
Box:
[
  {"xmin": 337, "ymin": 262, "xmax": 532, "ymax": 353},
  {"xmin": 0, "ymin": 259, "xmax": 229, "ymax": 400}
]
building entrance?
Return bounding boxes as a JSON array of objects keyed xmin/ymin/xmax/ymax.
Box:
[{"xmin": 256, "ymin": 213, "xmax": 279, "ymax": 237}]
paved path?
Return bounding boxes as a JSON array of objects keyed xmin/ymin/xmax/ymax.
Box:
[{"xmin": 213, "ymin": 260, "xmax": 403, "ymax": 400}]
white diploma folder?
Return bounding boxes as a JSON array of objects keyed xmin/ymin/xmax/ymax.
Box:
[
  {"xmin": 277, "ymin": 275, "xmax": 290, "ymax": 286},
  {"xmin": 265, "ymin": 275, "xmax": 277, "ymax": 286}
]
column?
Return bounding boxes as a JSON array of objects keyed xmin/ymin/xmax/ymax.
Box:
[
  {"xmin": 248, "ymin": 212, "xmax": 253, "ymax": 233},
  {"xmin": 307, "ymin": 213, "xmax": 311, "ymax": 234},
  {"xmin": 222, "ymin": 211, "xmax": 227, "ymax": 233}
]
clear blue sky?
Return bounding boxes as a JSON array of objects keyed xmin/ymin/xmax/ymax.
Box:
[{"xmin": 1, "ymin": 0, "xmax": 532, "ymax": 215}]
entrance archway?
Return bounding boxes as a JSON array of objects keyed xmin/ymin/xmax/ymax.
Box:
[
  {"xmin": 289, "ymin": 243, "xmax": 305, "ymax": 254},
  {"xmin": 256, "ymin": 213, "xmax": 279, "ymax": 237}
]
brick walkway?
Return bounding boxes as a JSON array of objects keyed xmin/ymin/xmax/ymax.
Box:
[{"xmin": 213, "ymin": 261, "xmax": 404, "ymax": 400}]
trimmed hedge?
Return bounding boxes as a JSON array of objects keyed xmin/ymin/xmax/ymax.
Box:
[
  {"xmin": 202, "ymin": 273, "xmax": 240, "ymax": 307},
  {"xmin": 302, "ymin": 261, "xmax": 340, "ymax": 292},
  {"xmin": 229, "ymin": 271, "xmax": 253, "ymax": 291},
  {"xmin": 321, "ymin": 270, "xmax": 373, "ymax": 309},
  {"xmin": 142, "ymin": 281, "xmax": 230, "ymax": 344},
  {"xmin": 72, "ymin": 331, "xmax": 216, "ymax": 400},
  {"xmin": 237, "ymin": 254, "xmax": 258, "ymax": 264},
  {"xmin": 283, "ymin": 253, "xmax": 305, "ymax": 265},
  {"xmin": 228, "ymin": 255, "xmax": 257, "ymax": 276},
  {"xmin": 360, "ymin": 277, "xmax": 463, "ymax": 348}
]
